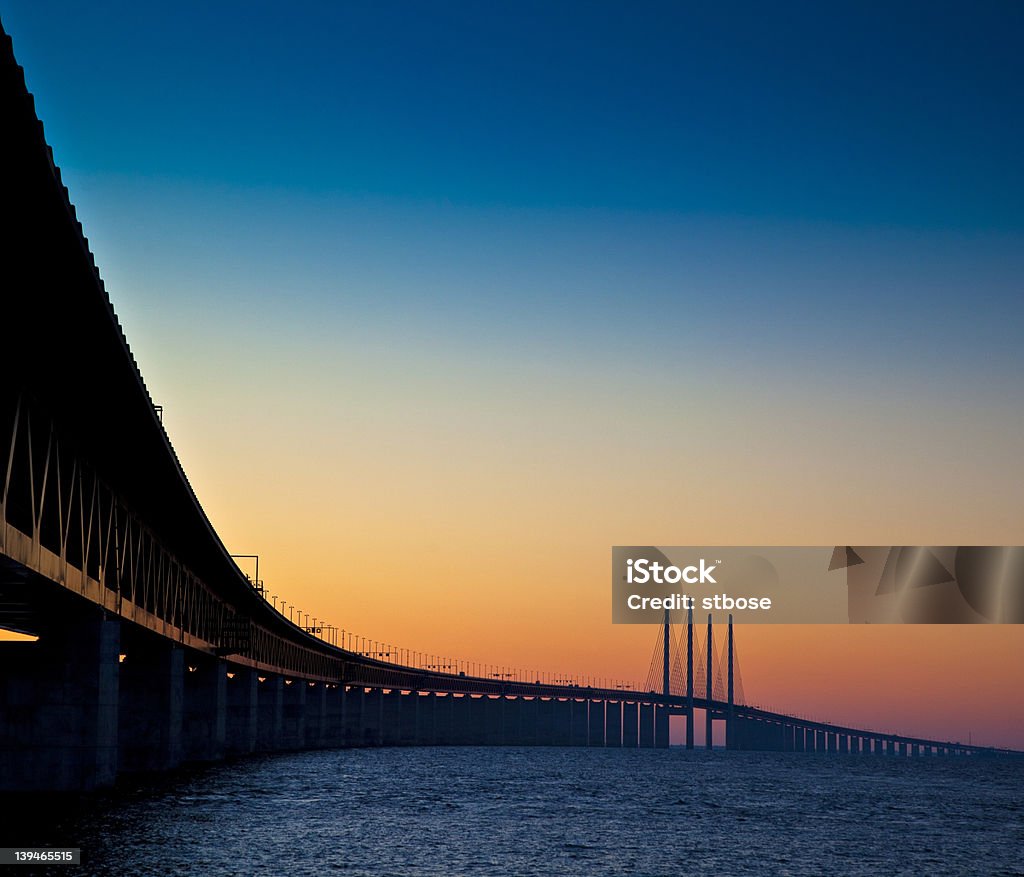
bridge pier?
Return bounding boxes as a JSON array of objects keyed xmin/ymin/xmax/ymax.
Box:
[
  {"xmin": 0, "ymin": 610, "xmax": 119, "ymax": 791},
  {"xmin": 118, "ymin": 635, "xmax": 183, "ymax": 773},
  {"xmin": 322, "ymin": 684, "xmax": 344, "ymax": 747},
  {"xmin": 281, "ymin": 679, "xmax": 307, "ymax": 749},
  {"xmin": 588, "ymin": 699, "xmax": 605, "ymax": 746},
  {"xmin": 570, "ymin": 699, "xmax": 588, "ymax": 746},
  {"xmin": 225, "ymin": 668, "xmax": 258, "ymax": 756},
  {"xmin": 183, "ymin": 658, "xmax": 226, "ymax": 763},
  {"xmin": 257, "ymin": 675, "xmax": 284, "ymax": 751},
  {"xmin": 342, "ymin": 686, "xmax": 363, "ymax": 746},
  {"xmin": 411, "ymin": 692, "xmax": 431, "ymax": 744},
  {"xmin": 606, "ymin": 701, "xmax": 623, "ymax": 747},
  {"xmin": 639, "ymin": 702, "xmax": 655, "ymax": 747},
  {"xmin": 736, "ymin": 716, "xmax": 749, "ymax": 750},
  {"xmin": 537, "ymin": 697, "xmax": 555, "ymax": 745},
  {"xmin": 482, "ymin": 696, "xmax": 501, "ymax": 745},
  {"xmin": 430, "ymin": 693, "xmax": 451, "ymax": 745},
  {"xmin": 655, "ymin": 704, "xmax": 669, "ymax": 748},
  {"xmin": 398, "ymin": 691, "xmax": 418, "ymax": 745},
  {"xmin": 365, "ymin": 688, "xmax": 386, "ymax": 745},
  {"xmin": 381, "ymin": 690, "xmax": 402, "ymax": 746},
  {"xmin": 500, "ymin": 696, "xmax": 521, "ymax": 745},
  {"xmin": 304, "ymin": 682, "xmax": 327, "ymax": 748},
  {"xmin": 449, "ymin": 694, "xmax": 469, "ymax": 745},
  {"xmin": 622, "ymin": 701, "xmax": 638, "ymax": 748},
  {"xmin": 553, "ymin": 698, "xmax": 572, "ymax": 746},
  {"xmin": 526, "ymin": 697, "xmax": 543, "ymax": 745}
]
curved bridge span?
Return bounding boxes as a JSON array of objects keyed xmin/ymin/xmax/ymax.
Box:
[{"xmin": 0, "ymin": 23, "xmax": 1016, "ymax": 792}]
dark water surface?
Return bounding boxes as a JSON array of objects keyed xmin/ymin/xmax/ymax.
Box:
[{"xmin": 5, "ymin": 748, "xmax": 1023, "ymax": 876}]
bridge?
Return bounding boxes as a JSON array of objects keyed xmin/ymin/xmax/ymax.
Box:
[{"xmin": 0, "ymin": 22, "xmax": 1016, "ymax": 793}]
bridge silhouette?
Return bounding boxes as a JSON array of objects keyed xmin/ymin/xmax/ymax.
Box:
[{"xmin": 0, "ymin": 21, "xmax": 1016, "ymax": 793}]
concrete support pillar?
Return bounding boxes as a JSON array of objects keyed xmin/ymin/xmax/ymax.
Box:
[
  {"xmin": 257, "ymin": 676, "xmax": 284, "ymax": 751},
  {"xmin": 570, "ymin": 699, "xmax": 588, "ymax": 746},
  {"xmin": 414, "ymin": 693, "xmax": 434, "ymax": 745},
  {"xmin": 588, "ymin": 700, "xmax": 605, "ymax": 746},
  {"xmin": 343, "ymin": 687, "xmax": 364, "ymax": 746},
  {"xmin": 553, "ymin": 698, "xmax": 572, "ymax": 746},
  {"xmin": 225, "ymin": 668, "xmax": 258, "ymax": 756},
  {"xmin": 432, "ymin": 693, "xmax": 454, "ymax": 745},
  {"xmin": 281, "ymin": 679, "xmax": 307, "ymax": 749},
  {"xmin": 119, "ymin": 639, "xmax": 183, "ymax": 772},
  {"xmin": 639, "ymin": 703, "xmax": 655, "ymax": 748},
  {"xmin": 519, "ymin": 697, "xmax": 538, "ymax": 746},
  {"xmin": 381, "ymin": 690, "xmax": 402, "ymax": 746},
  {"xmin": 500, "ymin": 697, "xmax": 521, "ymax": 746},
  {"xmin": 451, "ymin": 695, "xmax": 471, "ymax": 745},
  {"xmin": 363, "ymin": 688, "xmax": 384, "ymax": 746},
  {"xmin": 732, "ymin": 715, "xmax": 746, "ymax": 750},
  {"xmin": 0, "ymin": 612, "xmax": 119, "ymax": 791},
  {"xmin": 426, "ymin": 693, "xmax": 439, "ymax": 745},
  {"xmin": 537, "ymin": 698, "xmax": 555, "ymax": 745},
  {"xmin": 183, "ymin": 659, "xmax": 226, "ymax": 763},
  {"xmin": 483, "ymin": 696, "xmax": 503, "ymax": 745},
  {"xmin": 323, "ymin": 684, "xmax": 344, "ymax": 747},
  {"xmin": 606, "ymin": 701, "xmax": 623, "ymax": 747},
  {"xmin": 622, "ymin": 702, "xmax": 638, "ymax": 748},
  {"xmin": 399, "ymin": 691, "xmax": 419, "ymax": 745},
  {"xmin": 655, "ymin": 705, "xmax": 669, "ymax": 748},
  {"xmin": 471, "ymin": 694, "xmax": 487, "ymax": 744},
  {"xmin": 304, "ymin": 682, "xmax": 327, "ymax": 748}
]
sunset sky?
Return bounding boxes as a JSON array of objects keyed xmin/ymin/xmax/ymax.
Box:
[{"xmin": 3, "ymin": 2, "xmax": 1023, "ymax": 747}]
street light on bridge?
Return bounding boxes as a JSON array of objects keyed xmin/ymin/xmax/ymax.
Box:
[{"xmin": 230, "ymin": 554, "xmax": 259, "ymax": 592}]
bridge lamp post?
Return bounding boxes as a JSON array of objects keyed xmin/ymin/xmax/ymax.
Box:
[
  {"xmin": 230, "ymin": 554, "xmax": 259, "ymax": 591},
  {"xmin": 271, "ymin": 595, "xmax": 278, "ymax": 609}
]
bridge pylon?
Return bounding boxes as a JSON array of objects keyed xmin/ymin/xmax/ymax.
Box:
[{"xmin": 685, "ymin": 607, "xmax": 694, "ymax": 749}]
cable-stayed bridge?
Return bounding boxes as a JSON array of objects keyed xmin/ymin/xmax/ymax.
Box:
[{"xmin": 0, "ymin": 21, "xmax": 1017, "ymax": 792}]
